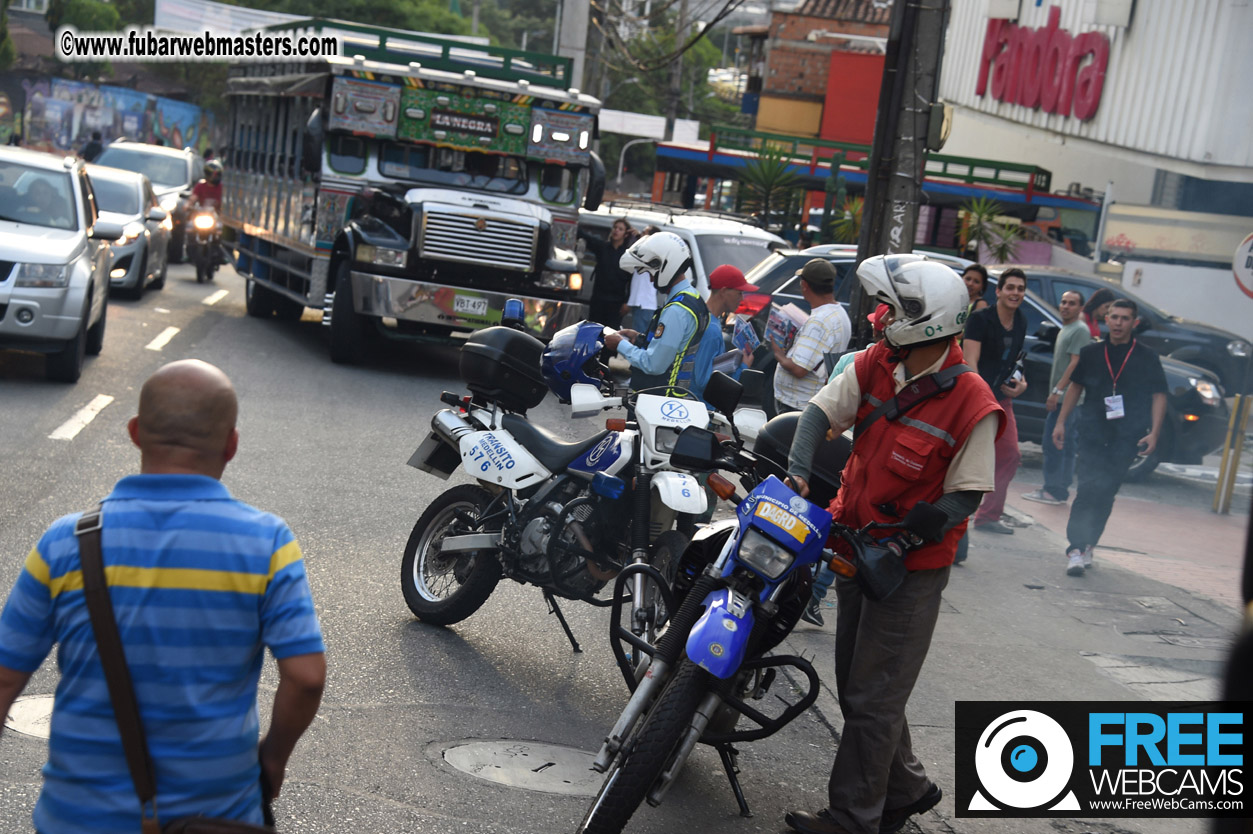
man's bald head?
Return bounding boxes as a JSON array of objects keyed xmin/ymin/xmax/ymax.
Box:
[{"xmin": 130, "ymin": 360, "xmax": 238, "ymax": 476}]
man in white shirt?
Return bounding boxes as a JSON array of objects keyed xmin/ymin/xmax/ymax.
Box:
[{"xmin": 772, "ymin": 259, "xmax": 852, "ymax": 413}]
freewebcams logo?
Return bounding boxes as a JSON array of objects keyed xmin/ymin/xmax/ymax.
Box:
[
  {"xmin": 956, "ymin": 702, "xmax": 1248, "ymax": 820},
  {"xmin": 967, "ymin": 709, "xmax": 1080, "ymax": 812}
]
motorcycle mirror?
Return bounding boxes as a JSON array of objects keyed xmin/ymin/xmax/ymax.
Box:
[
  {"xmin": 903, "ymin": 501, "xmax": 948, "ymax": 542},
  {"xmin": 704, "ymin": 371, "xmax": 743, "ymax": 416},
  {"xmin": 669, "ymin": 426, "xmax": 724, "ymax": 472}
]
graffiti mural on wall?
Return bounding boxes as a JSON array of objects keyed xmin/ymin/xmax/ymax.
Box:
[
  {"xmin": 0, "ymin": 74, "xmax": 24, "ymax": 145},
  {"xmin": 18, "ymin": 76, "xmax": 215, "ymax": 155}
]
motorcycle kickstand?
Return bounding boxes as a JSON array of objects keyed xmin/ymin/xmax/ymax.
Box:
[
  {"xmin": 543, "ymin": 590, "xmax": 582, "ymax": 654},
  {"xmin": 717, "ymin": 744, "xmax": 752, "ymax": 818}
]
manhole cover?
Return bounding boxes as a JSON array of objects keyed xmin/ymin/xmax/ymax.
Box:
[
  {"xmin": 443, "ymin": 741, "xmax": 602, "ymax": 797},
  {"xmin": 6, "ymin": 694, "xmax": 53, "ymax": 739}
]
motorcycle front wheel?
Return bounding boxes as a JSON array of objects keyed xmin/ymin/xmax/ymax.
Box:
[
  {"xmin": 401, "ymin": 484, "xmax": 502, "ymax": 626},
  {"xmin": 579, "ymin": 659, "xmax": 709, "ymax": 834}
]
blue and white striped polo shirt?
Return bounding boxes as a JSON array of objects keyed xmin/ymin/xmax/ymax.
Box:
[{"xmin": 0, "ymin": 474, "xmax": 325, "ymax": 834}]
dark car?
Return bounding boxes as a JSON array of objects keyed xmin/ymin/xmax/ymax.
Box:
[
  {"xmin": 1001, "ymin": 266, "xmax": 1252, "ymax": 394},
  {"xmin": 737, "ymin": 249, "xmax": 1229, "ymax": 480}
]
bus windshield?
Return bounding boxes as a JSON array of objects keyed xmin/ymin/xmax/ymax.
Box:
[{"xmin": 380, "ymin": 143, "xmax": 527, "ymax": 195}]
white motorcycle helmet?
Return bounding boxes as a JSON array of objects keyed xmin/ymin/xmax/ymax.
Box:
[
  {"xmin": 857, "ymin": 254, "xmax": 968, "ymax": 348},
  {"xmin": 619, "ymin": 232, "xmax": 692, "ymax": 291}
]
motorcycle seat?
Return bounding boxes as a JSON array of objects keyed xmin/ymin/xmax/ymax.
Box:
[{"xmin": 501, "ymin": 414, "xmax": 610, "ymax": 473}]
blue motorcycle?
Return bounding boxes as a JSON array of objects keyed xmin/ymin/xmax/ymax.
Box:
[{"xmin": 580, "ymin": 409, "xmax": 930, "ymax": 834}]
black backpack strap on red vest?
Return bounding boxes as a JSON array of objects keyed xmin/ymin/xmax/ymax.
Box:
[{"xmin": 852, "ymin": 364, "xmax": 972, "ymax": 443}]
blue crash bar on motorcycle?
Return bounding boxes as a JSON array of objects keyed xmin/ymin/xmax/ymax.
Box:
[{"xmin": 591, "ymin": 472, "xmax": 626, "ymax": 500}]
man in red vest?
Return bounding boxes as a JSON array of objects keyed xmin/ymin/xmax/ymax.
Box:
[{"xmin": 783, "ymin": 254, "xmax": 1004, "ymax": 834}]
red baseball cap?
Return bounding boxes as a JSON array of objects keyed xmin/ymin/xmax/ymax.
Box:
[
  {"xmin": 868, "ymin": 303, "xmax": 892, "ymax": 333},
  {"xmin": 709, "ymin": 264, "xmax": 759, "ymax": 292}
]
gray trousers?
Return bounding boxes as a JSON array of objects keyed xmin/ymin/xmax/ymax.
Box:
[{"xmin": 827, "ymin": 566, "xmax": 950, "ymax": 834}]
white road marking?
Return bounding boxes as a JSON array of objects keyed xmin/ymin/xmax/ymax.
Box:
[
  {"xmin": 153, "ymin": 307, "xmax": 171, "ymax": 314},
  {"xmin": 145, "ymin": 326, "xmax": 180, "ymax": 351},
  {"xmin": 49, "ymin": 395, "xmax": 115, "ymax": 441},
  {"xmin": 202, "ymin": 290, "xmax": 228, "ymax": 306}
]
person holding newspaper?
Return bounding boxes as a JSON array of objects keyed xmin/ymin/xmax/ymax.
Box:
[{"xmin": 772, "ymin": 259, "xmax": 851, "ymax": 414}]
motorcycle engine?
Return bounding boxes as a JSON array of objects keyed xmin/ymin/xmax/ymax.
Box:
[{"xmin": 516, "ymin": 498, "xmax": 611, "ymax": 597}]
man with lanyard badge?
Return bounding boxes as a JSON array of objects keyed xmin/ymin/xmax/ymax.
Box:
[
  {"xmin": 605, "ymin": 232, "xmax": 710, "ymax": 397},
  {"xmin": 1053, "ymin": 298, "xmax": 1166, "ymax": 576}
]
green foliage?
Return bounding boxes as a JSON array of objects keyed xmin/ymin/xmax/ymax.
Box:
[
  {"xmin": 46, "ymin": 0, "xmax": 119, "ymax": 77},
  {"xmin": 960, "ymin": 196, "xmax": 1021, "ymax": 264},
  {"xmin": 0, "ymin": 2, "xmax": 15, "ymax": 73},
  {"xmin": 830, "ymin": 196, "xmax": 863, "ymax": 244},
  {"xmin": 244, "ymin": 0, "xmax": 474, "ymax": 38},
  {"xmin": 475, "ymin": 0, "xmax": 558, "ymax": 50},
  {"xmin": 739, "ymin": 144, "xmax": 799, "ymax": 219}
]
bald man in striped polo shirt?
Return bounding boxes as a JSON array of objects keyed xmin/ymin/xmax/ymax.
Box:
[{"xmin": 0, "ymin": 359, "xmax": 325, "ymax": 833}]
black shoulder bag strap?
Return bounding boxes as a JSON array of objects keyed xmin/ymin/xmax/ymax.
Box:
[
  {"xmin": 852, "ymin": 363, "xmax": 973, "ymax": 443},
  {"xmin": 75, "ymin": 506, "xmax": 163, "ymax": 834}
]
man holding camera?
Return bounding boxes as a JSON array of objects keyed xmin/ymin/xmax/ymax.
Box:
[{"xmin": 1053, "ymin": 298, "xmax": 1166, "ymax": 576}]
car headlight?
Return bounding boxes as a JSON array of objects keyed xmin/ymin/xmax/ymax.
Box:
[
  {"xmin": 738, "ymin": 527, "xmax": 795, "ymax": 580},
  {"xmin": 15, "ymin": 263, "xmax": 69, "ymax": 288},
  {"xmin": 1227, "ymin": 340, "xmax": 1250, "ymax": 358},
  {"xmin": 1189, "ymin": 378, "xmax": 1223, "ymax": 406},
  {"xmin": 121, "ymin": 221, "xmax": 146, "ymax": 242},
  {"xmin": 159, "ymin": 194, "xmax": 179, "ymax": 213},
  {"xmin": 355, "ymin": 244, "xmax": 407, "ymax": 269},
  {"xmin": 538, "ymin": 269, "xmax": 574, "ymax": 290}
]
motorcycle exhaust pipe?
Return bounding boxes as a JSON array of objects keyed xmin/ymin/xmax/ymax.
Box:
[{"xmin": 431, "ymin": 409, "xmax": 476, "ymax": 448}]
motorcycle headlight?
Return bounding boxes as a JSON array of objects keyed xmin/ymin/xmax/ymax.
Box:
[
  {"xmin": 1189, "ymin": 378, "xmax": 1223, "ymax": 406},
  {"xmin": 739, "ymin": 527, "xmax": 795, "ymax": 580},
  {"xmin": 192, "ymin": 214, "xmax": 216, "ymax": 231},
  {"xmin": 355, "ymin": 244, "xmax": 407, "ymax": 269},
  {"xmin": 654, "ymin": 426, "xmax": 682, "ymax": 454},
  {"xmin": 1227, "ymin": 340, "xmax": 1250, "ymax": 358},
  {"xmin": 121, "ymin": 221, "xmax": 146, "ymax": 242},
  {"xmin": 15, "ymin": 262, "xmax": 69, "ymax": 288}
]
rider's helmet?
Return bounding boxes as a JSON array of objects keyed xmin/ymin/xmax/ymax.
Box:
[
  {"xmin": 619, "ymin": 232, "xmax": 692, "ymax": 291},
  {"xmin": 542, "ymin": 321, "xmax": 607, "ymax": 402},
  {"xmin": 856, "ymin": 254, "xmax": 968, "ymax": 349},
  {"xmin": 204, "ymin": 159, "xmax": 223, "ymax": 184}
]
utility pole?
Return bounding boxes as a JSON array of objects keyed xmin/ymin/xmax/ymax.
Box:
[
  {"xmin": 850, "ymin": 0, "xmax": 951, "ymax": 344},
  {"xmin": 471, "ymin": 0, "xmax": 480, "ymax": 36},
  {"xmin": 665, "ymin": 0, "xmax": 689, "ymax": 137}
]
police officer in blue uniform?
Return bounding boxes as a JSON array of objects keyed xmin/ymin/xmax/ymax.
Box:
[{"xmin": 603, "ymin": 232, "xmax": 710, "ymax": 396}]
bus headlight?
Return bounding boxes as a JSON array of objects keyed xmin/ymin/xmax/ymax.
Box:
[
  {"xmin": 356, "ymin": 244, "xmax": 407, "ymax": 269},
  {"xmin": 539, "ymin": 269, "xmax": 574, "ymax": 290}
]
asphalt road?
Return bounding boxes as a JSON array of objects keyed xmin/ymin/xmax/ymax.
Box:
[
  {"xmin": 0, "ymin": 264, "xmax": 838, "ymax": 834},
  {"xmin": 0, "ymin": 264, "xmax": 1246, "ymax": 834}
]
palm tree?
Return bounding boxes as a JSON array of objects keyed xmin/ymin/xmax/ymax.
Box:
[
  {"xmin": 739, "ymin": 144, "xmax": 800, "ymax": 227},
  {"xmin": 960, "ymin": 197, "xmax": 1021, "ymax": 263},
  {"xmin": 829, "ymin": 196, "xmax": 863, "ymax": 244}
]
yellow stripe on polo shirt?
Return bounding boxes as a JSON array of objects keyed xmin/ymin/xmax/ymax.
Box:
[
  {"xmin": 268, "ymin": 540, "xmax": 303, "ymax": 580},
  {"xmin": 48, "ymin": 566, "xmax": 272, "ymax": 598},
  {"xmin": 24, "ymin": 548, "xmax": 51, "ymax": 588}
]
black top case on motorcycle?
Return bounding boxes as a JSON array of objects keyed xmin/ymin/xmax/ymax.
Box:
[{"xmin": 460, "ymin": 326, "xmax": 549, "ymax": 413}]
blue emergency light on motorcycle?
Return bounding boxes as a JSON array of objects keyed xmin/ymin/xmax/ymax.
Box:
[
  {"xmin": 591, "ymin": 472, "xmax": 626, "ymax": 500},
  {"xmin": 502, "ymin": 297, "xmax": 525, "ymax": 324}
]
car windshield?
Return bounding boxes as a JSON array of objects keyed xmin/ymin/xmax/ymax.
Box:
[
  {"xmin": 696, "ymin": 235, "xmax": 778, "ymax": 278},
  {"xmin": 94, "ymin": 148, "xmax": 189, "ymax": 188},
  {"xmin": 0, "ymin": 162, "xmax": 77, "ymax": 230},
  {"xmin": 91, "ymin": 177, "xmax": 140, "ymax": 215}
]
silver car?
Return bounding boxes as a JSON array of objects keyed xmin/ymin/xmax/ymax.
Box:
[
  {"xmin": 0, "ymin": 147, "xmax": 122, "ymax": 382},
  {"xmin": 93, "ymin": 141, "xmax": 203, "ymax": 262},
  {"xmin": 87, "ymin": 164, "xmax": 171, "ymax": 298}
]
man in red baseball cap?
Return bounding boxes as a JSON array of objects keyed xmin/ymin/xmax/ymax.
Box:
[{"xmin": 689, "ymin": 264, "xmax": 759, "ymax": 402}]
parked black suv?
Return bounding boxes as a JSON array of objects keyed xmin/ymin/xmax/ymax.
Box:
[{"xmin": 1006, "ymin": 266, "xmax": 1252, "ymax": 394}]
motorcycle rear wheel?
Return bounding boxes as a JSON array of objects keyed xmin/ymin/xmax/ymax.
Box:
[
  {"xmin": 579, "ymin": 659, "xmax": 709, "ymax": 834},
  {"xmin": 401, "ymin": 485, "xmax": 502, "ymax": 626}
]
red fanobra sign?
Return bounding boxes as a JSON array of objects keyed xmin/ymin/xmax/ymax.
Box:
[{"xmin": 976, "ymin": 6, "xmax": 1110, "ymax": 121}]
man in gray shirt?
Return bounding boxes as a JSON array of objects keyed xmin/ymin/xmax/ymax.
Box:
[{"xmin": 1023, "ymin": 290, "xmax": 1090, "ymax": 505}]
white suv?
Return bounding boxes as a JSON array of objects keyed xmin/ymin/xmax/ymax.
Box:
[
  {"xmin": 579, "ymin": 202, "xmax": 786, "ymax": 297},
  {"xmin": 0, "ymin": 148, "xmax": 122, "ymax": 381}
]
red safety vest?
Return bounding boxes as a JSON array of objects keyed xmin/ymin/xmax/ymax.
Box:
[{"xmin": 830, "ymin": 340, "xmax": 1004, "ymax": 570}]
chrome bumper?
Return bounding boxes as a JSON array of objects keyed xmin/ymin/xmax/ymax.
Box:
[{"xmin": 340, "ymin": 270, "xmax": 588, "ymax": 339}]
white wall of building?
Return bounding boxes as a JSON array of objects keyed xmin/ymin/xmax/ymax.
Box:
[
  {"xmin": 941, "ymin": 108, "xmax": 1157, "ymax": 204},
  {"xmin": 1122, "ymin": 260, "xmax": 1253, "ymax": 343}
]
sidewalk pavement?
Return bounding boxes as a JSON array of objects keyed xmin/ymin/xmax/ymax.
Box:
[{"xmin": 778, "ymin": 472, "xmax": 1248, "ymax": 834}]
